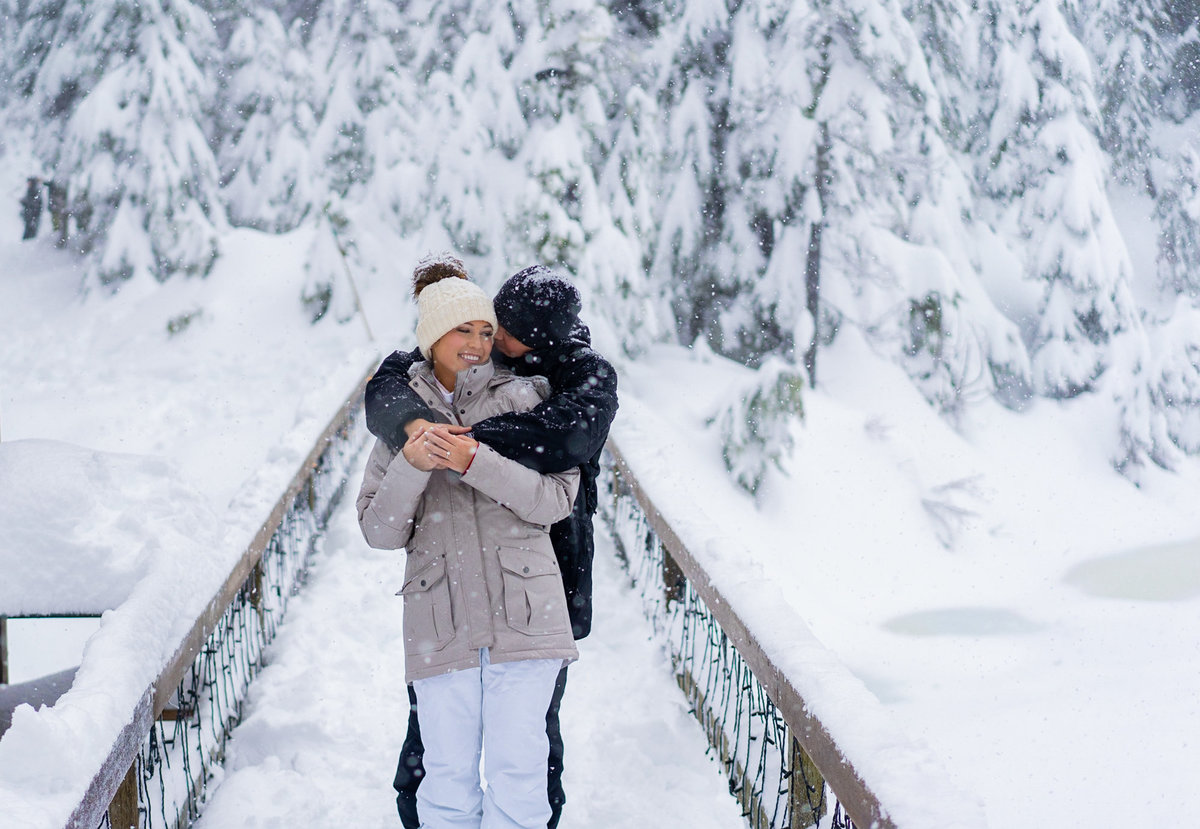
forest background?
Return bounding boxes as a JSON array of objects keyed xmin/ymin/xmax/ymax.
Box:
[{"xmin": 3, "ymin": 0, "xmax": 1200, "ymax": 483}]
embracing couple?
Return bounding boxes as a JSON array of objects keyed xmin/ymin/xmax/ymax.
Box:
[{"xmin": 356, "ymin": 254, "xmax": 619, "ymax": 829}]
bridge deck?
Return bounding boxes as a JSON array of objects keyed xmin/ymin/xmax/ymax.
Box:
[{"xmin": 191, "ymin": 452, "xmax": 746, "ymax": 829}]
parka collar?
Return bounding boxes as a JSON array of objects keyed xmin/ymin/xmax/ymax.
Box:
[{"xmin": 409, "ymin": 359, "xmax": 498, "ymax": 411}]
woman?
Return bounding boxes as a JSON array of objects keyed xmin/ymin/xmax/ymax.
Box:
[{"xmin": 357, "ymin": 255, "xmax": 579, "ymax": 829}]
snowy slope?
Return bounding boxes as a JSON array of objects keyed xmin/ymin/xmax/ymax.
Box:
[{"xmin": 614, "ymin": 333, "xmax": 1200, "ymax": 828}]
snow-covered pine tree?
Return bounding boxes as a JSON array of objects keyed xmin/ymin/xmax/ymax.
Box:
[
  {"xmin": 1156, "ymin": 143, "xmax": 1200, "ymax": 296},
  {"xmin": 403, "ymin": 0, "xmax": 526, "ymax": 270},
  {"xmin": 215, "ymin": 5, "xmax": 319, "ymax": 233},
  {"xmin": 595, "ymin": 53, "xmax": 661, "ymax": 274},
  {"xmin": 1076, "ymin": 0, "xmax": 1171, "ymax": 185},
  {"xmin": 446, "ymin": 3, "xmax": 524, "ymax": 158},
  {"xmin": 6, "ymin": 0, "xmax": 66, "ymax": 114},
  {"xmin": 589, "ymin": 81, "xmax": 666, "ymax": 356},
  {"xmin": 506, "ymin": 0, "xmax": 609, "ymax": 268},
  {"xmin": 498, "ymin": 0, "xmax": 665, "ymax": 350},
  {"xmin": 306, "ymin": 0, "xmax": 405, "ymax": 201},
  {"xmin": 1149, "ymin": 299, "xmax": 1200, "ymax": 455},
  {"xmin": 294, "ymin": 0, "xmax": 414, "ymax": 319},
  {"xmin": 803, "ymin": 0, "xmax": 942, "ymax": 387},
  {"xmin": 889, "ymin": 1, "xmax": 1034, "ymax": 412},
  {"xmin": 0, "ymin": 0, "xmax": 23, "ymax": 108},
  {"xmin": 718, "ymin": 2, "xmax": 809, "ymax": 364},
  {"xmin": 903, "ymin": 0, "xmax": 975, "ymax": 143},
  {"xmin": 1104, "ymin": 324, "xmax": 1182, "ymax": 474},
  {"xmin": 975, "ymin": 0, "xmax": 1182, "ymax": 469},
  {"xmin": 974, "ymin": 0, "xmax": 1138, "ymax": 400},
  {"xmin": 1161, "ymin": 0, "xmax": 1200, "ymax": 118},
  {"xmin": 608, "ymin": 0, "xmax": 671, "ymax": 36},
  {"xmin": 754, "ymin": 0, "xmax": 1030, "ymax": 415},
  {"xmin": 16, "ymin": 0, "xmax": 224, "ymax": 286},
  {"xmin": 711, "ymin": 356, "xmax": 805, "ymax": 496},
  {"xmin": 650, "ymin": 0, "xmax": 737, "ymax": 352},
  {"xmin": 302, "ymin": 200, "xmax": 366, "ymax": 324}
]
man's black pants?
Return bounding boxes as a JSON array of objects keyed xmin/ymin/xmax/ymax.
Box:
[{"xmin": 394, "ymin": 665, "xmax": 570, "ymax": 829}]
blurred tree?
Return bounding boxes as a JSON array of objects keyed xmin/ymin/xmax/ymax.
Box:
[
  {"xmin": 974, "ymin": 0, "xmax": 1138, "ymax": 400},
  {"xmin": 15, "ymin": 0, "xmax": 224, "ymax": 285},
  {"xmin": 215, "ymin": 5, "xmax": 319, "ymax": 232}
]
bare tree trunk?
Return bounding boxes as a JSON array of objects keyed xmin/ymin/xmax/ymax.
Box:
[{"xmin": 803, "ymin": 121, "xmax": 831, "ymax": 387}]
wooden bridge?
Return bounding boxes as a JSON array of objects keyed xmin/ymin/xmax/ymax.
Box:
[{"xmin": 0, "ymin": 370, "xmax": 982, "ymax": 829}]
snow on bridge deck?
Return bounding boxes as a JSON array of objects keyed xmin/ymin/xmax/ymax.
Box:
[{"xmin": 192, "ymin": 452, "xmax": 746, "ymax": 829}]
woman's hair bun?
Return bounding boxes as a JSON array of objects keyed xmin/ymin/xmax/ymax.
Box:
[{"xmin": 413, "ymin": 253, "xmax": 469, "ymax": 298}]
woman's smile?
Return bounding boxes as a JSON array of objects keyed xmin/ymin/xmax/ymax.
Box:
[{"xmin": 431, "ymin": 320, "xmax": 494, "ymax": 388}]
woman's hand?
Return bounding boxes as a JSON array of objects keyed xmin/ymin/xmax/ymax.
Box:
[
  {"xmin": 421, "ymin": 426, "xmax": 479, "ymax": 473},
  {"xmin": 401, "ymin": 426, "xmax": 439, "ymax": 471}
]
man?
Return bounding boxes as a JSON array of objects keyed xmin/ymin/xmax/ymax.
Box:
[{"xmin": 365, "ymin": 264, "xmax": 618, "ymax": 829}]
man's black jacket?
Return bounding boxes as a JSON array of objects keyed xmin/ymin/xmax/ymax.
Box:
[{"xmin": 364, "ymin": 327, "xmax": 618, "ymax": 639}]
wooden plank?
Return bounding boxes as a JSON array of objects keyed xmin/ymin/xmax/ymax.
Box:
[
  {"xmin": 65, "ymin": 688, "xmax": 153, "ymax": 829},
  {"xmin": 605, "ymin": 440, "xmax": 897, "ymax": 829}
]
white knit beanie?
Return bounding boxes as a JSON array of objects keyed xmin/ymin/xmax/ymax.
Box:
[{"xmin": 415, "ymin": 278, "xmax": 498, "ymax": 359}]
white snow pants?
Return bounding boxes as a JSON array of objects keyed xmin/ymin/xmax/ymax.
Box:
[{"xmin": 412, "ymin": 648, "xmax": 563, "ymax": 829}]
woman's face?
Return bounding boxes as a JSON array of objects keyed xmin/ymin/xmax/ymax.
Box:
[{"xmin": 431, "ymin": 320, "xmax": 494, "ymax": 380}]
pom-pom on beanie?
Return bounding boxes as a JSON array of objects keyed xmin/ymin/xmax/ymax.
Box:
[
  {"xmin": 492, "ymin": 266, "xmax": 582, "ymax": 350},
  {"xmin": 414, "ymin": 263, "xmax": 497, "ymax": 360}
]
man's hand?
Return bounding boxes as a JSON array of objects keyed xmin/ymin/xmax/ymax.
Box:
[{"xmin": 404, "ymin": 418, "xmax": 437, "ymax": 440}]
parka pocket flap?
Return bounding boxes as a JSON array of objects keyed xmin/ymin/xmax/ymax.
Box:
[
  {"xmin": 400, "ymin": 555, "xmax": 447, "ymax": 595},
  {"xmin": 497, "ymin": 545, "xmax": 560, "ymax": 578}
]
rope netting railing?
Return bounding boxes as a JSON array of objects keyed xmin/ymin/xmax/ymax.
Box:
[
  {"xmin": 100, "ymin": 469, "xmax": 353, "ymax": 829},
  {"xmin": 599, "ymin": 442, "xmax": 889, "ymax": 829},
  {"xmin": 68, "ymin": 369, "xmax": 372, "ymax": 829}
]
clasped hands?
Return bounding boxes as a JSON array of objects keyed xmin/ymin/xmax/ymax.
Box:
[{"xmin": 401, "ymin": 419, "xmax": 478, "ymax": 473}]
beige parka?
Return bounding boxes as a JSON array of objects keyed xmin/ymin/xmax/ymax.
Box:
[{"xmin": 356, "ymin": 359, "xmax": 580, "ymax": 683}]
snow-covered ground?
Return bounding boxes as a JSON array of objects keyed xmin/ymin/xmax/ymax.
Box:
[
  {"xmin": 4, "ymin": 144, "xmax": 1200, "ymax": 828},
  {"xmin": 613, "ymin": 338, "xmax": 1200, "ymax": 827}
]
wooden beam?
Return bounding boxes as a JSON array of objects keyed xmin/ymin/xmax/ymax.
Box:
[{"xmin": 65, "ymin": 688, "xmax": 152, "ymax": 829}]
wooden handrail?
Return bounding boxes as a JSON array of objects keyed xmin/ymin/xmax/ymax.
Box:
[
  {"xmin": 606, "ymin": 437, "xmax": 907, "ymax": 829},
  {"xmin": 62, "ymin": 364, "xmax": 373, "ymax": 829}
]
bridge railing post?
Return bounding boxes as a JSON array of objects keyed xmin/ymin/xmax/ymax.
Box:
[
  {"xmin": 789, "ymin": 737, "xmax": 826, "ymax": 828},
  {"xmin": 108, "ymin": 761, "xmax": 139, "ymax": 829},
  {"xmin": 662, "ymin": 544, "xmax": 686, "ymax": 606}
]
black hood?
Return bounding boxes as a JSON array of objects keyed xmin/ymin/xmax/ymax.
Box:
[{"xmin": 493, "ymin": 266, "xmax": 582, "ymax": 351}]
